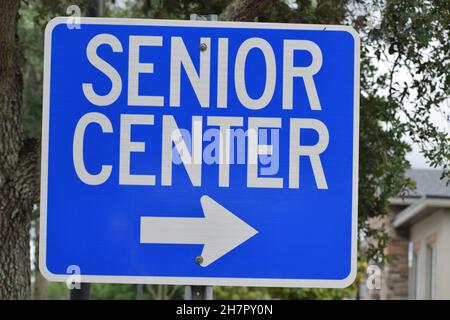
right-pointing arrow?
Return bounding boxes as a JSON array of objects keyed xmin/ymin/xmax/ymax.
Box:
[{"xmin": 140, "ymin": 195, "xmax": 258, "ymax": 267}]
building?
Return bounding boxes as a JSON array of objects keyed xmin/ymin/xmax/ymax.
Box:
[{"xmin": 368, "ymin": 169, "xmax": 450, "ymax": 299}]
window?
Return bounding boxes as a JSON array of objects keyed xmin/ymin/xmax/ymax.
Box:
[
  {"xmin": 409, "ymin": 241, "xmax": 420, "ymax": 300},
  {"xmin": 411, "ymin": 251, "xmax": 419, "ymax": 299},
  {"xmin": 426, "ymin": 243, "xmax": 437, "ymax": 299}
]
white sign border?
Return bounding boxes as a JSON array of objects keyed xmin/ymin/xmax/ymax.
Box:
[{"xmin": 40, "ymin": 17, "xmax": 360, "ymax": 288}]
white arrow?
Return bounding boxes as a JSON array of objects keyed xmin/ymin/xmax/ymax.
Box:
[{"xmin": 140, "ymin": 195, "xmax": 258, "ymax": 267}]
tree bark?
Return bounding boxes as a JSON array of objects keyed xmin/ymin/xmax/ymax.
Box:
[
  {"xmin": 0, "ymin": 0, "xmax": 40, "ymax": 299},
  {"xmin": 219, "ymin": 0, "xmax": 273, "ymax": 21}
]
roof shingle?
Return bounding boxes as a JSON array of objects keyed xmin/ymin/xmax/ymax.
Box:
[{"xmin": 405, "ymin": 169, "xmax": 450, "ymax": 198}]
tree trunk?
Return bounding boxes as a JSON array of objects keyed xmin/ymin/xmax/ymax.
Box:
[{"xmin": 0, "ymin": 0, "xmax": 40, "ymax": 299}]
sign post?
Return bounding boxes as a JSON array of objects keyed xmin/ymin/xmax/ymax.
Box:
[
  {"xmin": 40, "ymin": 17, "xmax": 359, "ymax": 291},
  {"xmin": 183, "ymin": 13, "xmax": 220, "ymax": 301}
]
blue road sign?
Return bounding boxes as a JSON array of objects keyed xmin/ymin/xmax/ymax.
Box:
[{"xmin": 40, "ymin": 17, "xmax": 359, "ymax": 287}]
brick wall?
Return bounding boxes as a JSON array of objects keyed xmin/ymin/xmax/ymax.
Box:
[
  {"xmin": 365, "ymin": 211, "xmax": 410, "ymax": 300},
  {"xmin": 380, "ymin": 231, "xmax": 409, "ymax": 299}
]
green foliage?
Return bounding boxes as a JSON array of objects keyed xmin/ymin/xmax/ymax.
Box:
[
  {"xmin": 20, "ymin": 2, "xmax": 44, "ymax": 137},
  {"xmin": 367, "ymin": 0, "xmax": 449, "ymax": 179},
  {"xmin": 214, "ymin": 286, "xmax": 271, "ymax": 299},
  {"xmin": 145, "ymin": 285, "xmax": 184, "ymax": 299},
  {"xmin": 47, "ymin": 282, "xmax": 69, "ymax": 300},
  {"xmin": 19, "ymin": 0, "xmax": 89, "ymax": 137},
  {"xmin": 47, "ymin": 283, "xmax": 140, "ymax": 300},
  {"xmin": 210, "ymin": 282, "xmax": 359, "ymax": 299},
  {"xmin": 47, "ymin": 283, "xmax": 185, "ymax": 300},
  {"xmin": 91, "ymin": 284, "xmax": 139, "ymax": 299},
  {"xmin": 217, "ymin": 286, "xmax": 356, "ymax": 300},
  {"xmin": 351, "ymin": 0, "xmax": 449, "ymax": 262},
  {"xmin": 46, "ymin": 282, "xmax": 359, "ymax": 300}
]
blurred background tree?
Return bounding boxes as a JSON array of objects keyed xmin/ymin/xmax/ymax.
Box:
[{"xmin": 0, "ymin": 0, "xmax": 446, "ymax": 299}]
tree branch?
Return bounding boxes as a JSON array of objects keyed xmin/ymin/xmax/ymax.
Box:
[{"xmin": 219, "ymin": 0, "xmax": 273, "ymax": 21}]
